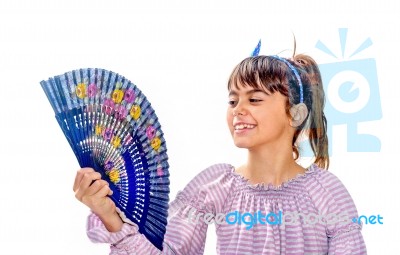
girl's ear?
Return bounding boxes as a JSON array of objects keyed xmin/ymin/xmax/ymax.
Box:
[{"xmin": 289, "ymin": 103, "xmax": 308, "ymax": 127}]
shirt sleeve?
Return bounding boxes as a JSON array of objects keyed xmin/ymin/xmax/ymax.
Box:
[
  {"xmin": 327, "ymin": 225, "xmax": 367, "ymax": 255},
  {"xmin": 309, "ymin": 169, "xmax": 367, "ymax": 255},
  {"xmin": 86, "ymin": 163, "xmax": 231, "ymax": 255}
]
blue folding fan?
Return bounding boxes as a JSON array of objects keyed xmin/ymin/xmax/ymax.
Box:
[{"xmin": 40, "ymin": 68, "xmax": 169, "ymax": 251}]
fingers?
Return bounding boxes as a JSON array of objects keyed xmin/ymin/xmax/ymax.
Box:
[
  {"xmin": 94, "ymin": 183, "xmax": 113, "ymax": 199},
  {"xmin": 74, "ymin": 171, "xmax": 102, "ymax": 201},
  {"xmin": 73, "ymin": 169, "xmax": 116, "ymax": 216},
  {"xmin": 73, "ymin": 168, "xmax": 95, "ymax": 192},
  {"xmin": 81, "ymin": 182, "xmax": 114, "ymax": 209},
  {"xmin": 85, "ymin": 179, "xmax": 110, "ymax": 197}
]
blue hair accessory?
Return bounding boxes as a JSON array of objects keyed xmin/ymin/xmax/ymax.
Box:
[
  {"xmin": 251, "ymin": 39, "xmax": 261, "ymax": 57},
  {"xmin": 270, "ymin": 55, "xmax": 304, "ymax": 104},
  {"xmin": 250, "ymin": 39, "xmax": 304, "ymax": 104}
]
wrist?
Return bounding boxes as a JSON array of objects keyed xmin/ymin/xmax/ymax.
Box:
[{"xmin": 96, "ymin": 211, "xmax": 124, "ymax": 232}]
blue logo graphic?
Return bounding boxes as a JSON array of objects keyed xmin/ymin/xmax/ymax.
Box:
[
  {"xmin": 301, "ymin": 28, "xmax": 382, "ymax": 155},
  {"xmin": 352, "ymin": 214, "xmax": 383, "ymax": 225}
]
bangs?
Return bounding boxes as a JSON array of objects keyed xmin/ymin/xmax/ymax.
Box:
[{"xmin": 227, "ymin": 56, "xmax": 290, "ymax": 97}]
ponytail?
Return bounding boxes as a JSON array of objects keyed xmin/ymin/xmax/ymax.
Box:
[{"xmin": 293, "ymin": 54, "xmax": 329, "ymax": 169}]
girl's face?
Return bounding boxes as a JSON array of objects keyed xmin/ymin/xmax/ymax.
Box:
[{"xmin": 226, "ymin": 84, "xmax": 293, "ymax": 150}]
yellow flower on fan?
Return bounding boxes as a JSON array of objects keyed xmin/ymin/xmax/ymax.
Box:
[
  {"xmin": 111, "ymin": 136, "xmax": 121, "ymax": 148},
  {"xmin": 95, "ymin": 125, "xmax": 103, "ymax": 136},
  {"xmin": 130, "ymin": 105, "xmax": 141, "ymax": 120},
  {"xmin": 112, "ymin": 89, "xmax": 124, "ymax": 104},
  {"xmin": 108, "ymin": 169, "xmax": 120, "ymax": 184},
  {"xmin": 76, "ymin": 83, "xmax": 86, "ymax": 99},
  {"xmin": 151, "ymin": 137, "xmax": 161, "ymax": 151}
]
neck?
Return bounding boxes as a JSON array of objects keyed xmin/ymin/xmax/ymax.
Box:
[{"xmin": 239, "ymin": 142, "xmax": 305, "ymax": 186}]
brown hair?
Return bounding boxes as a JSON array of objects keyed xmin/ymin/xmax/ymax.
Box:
[{"xmin": 227, "ymin": 55, "xmax": 329, "ymax": 169}]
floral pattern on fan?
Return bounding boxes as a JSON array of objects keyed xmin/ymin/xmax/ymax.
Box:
[{"xmin": 40, "ymin": 68, "xmax": 170, "ymax": 251}]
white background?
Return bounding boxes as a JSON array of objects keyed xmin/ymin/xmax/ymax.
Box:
[{"xmin": 0, "ymin": 0, "xmax": 399, "ymax": 254}]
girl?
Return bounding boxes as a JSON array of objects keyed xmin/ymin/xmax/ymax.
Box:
[{"xmin": 73, "ymin": 51, "xmax": 367, "ymax": 254}]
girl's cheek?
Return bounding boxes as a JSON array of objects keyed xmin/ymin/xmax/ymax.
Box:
[{"xmin": 226, "ymin": 111, "xmax": 233, "ymax": 125}]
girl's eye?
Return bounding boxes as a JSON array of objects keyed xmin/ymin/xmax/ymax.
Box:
[
  {"xmin": 228, "ymin": 100, "xmax": 237, "ymax": 106},
  {"xmin": 250, "ymin": 99, "xmax": 262, "ymax": 103}
]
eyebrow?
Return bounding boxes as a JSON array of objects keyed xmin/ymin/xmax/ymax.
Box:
[{"xmin": 228, "ymin": 89, "xmax": 267, "ymax": 96}]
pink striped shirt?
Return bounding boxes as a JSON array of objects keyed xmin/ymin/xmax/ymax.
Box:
[{"xmin": 86, "ymin": 163, "xmax": 367, "ymax": 254}]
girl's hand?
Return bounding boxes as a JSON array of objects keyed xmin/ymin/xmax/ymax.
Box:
[{"xmin": 73, "ymin": 168, "xmax": 123, "ymax": 232}]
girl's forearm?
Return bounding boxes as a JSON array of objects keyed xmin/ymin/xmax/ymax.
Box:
[{"xmin": 97, "ymin": 211, "xmax": 124, "ymax": 232}]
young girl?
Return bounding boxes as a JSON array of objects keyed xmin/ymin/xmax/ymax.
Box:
[{"xmin": 73, "ymin": 52, "xmax": 367, "ymax": 254}]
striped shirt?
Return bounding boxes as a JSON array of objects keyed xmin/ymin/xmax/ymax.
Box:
[{"xmin": 86, "ymin": 163, "xmax": 367, "ymax": 254}]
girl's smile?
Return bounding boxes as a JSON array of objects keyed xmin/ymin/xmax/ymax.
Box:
[{"xmin": 233, "ymin": 122, "xmax": 256, "ymax": 134}]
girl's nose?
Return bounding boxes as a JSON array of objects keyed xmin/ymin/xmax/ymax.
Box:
[
  {"xmin": 232, "ymin": 110, "xmax": 244, "ymax": 116},
  {"xmin": 233, "ymin": 102, "xmax": 247, "ymax": 116}
]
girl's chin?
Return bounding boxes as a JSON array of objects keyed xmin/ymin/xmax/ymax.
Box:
[{"xmin": 233, "ymin": 141, "xmax": 253, "ymax": 149}]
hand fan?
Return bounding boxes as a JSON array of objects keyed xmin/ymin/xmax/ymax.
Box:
[{"xmin": 40, "ymin": 68, "xmax": 169, "ymax": 251}]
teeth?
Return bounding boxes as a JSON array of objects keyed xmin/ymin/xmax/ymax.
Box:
[{"xmin": 234, "ymin": 124, "xmax": 255, "ymax": 130}]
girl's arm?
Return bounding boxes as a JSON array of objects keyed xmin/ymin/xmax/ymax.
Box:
[
  {"xmin": 308, "ymin": 170, "xmax": 367, "ymax": 254},
  {"xmin": 327, "ymin": 227, "xmax": 367, "ymax": 255},
  {"xmin": 86, "ymin": 189, "xmax": 210, "ymax": 255},
  {"xmin": 77, "ymin": 164, "xmax": 231, "ymax": 255}
]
